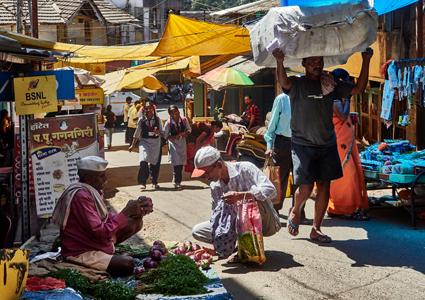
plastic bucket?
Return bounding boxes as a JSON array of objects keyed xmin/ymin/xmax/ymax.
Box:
[{"xmin": 0, "ymin": 249, "xmax": 30, "ymax": 300}]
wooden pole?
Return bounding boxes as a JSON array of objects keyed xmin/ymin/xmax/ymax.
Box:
[
  {"xmin": 16, "ymin": 0, "xmax": 24, "ymax": 33},
  {"xmin": 31, "ymin": 0, "xmax": 39, "ymax": 38},
  {"xmin": 221, "ymin": 90, "xmax": 227, "ymax": 109}
]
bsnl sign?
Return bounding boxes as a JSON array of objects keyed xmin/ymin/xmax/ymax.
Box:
[
  {"xmin": 0, "ymin": 69, "xmax": 75, "ymax": 102},
  {"xmin": 13, "ymin": 75, "xmax": 58, "ymax": 115}
]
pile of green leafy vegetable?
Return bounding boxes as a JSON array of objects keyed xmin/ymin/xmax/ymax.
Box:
[
  {"xmin": 138, "ymin": 255, "xmax": 209, "ymax": 296},
  {"xmin": 115, "ymin": 244, "xmax": 150, "ymax": 258},
  {"xmin": 47, "ymin": 269, "xmax": 135, "ymax": 300}
]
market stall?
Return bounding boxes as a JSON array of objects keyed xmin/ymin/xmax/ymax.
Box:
[
  {"xmin": 23, "ymin": 240, "xmax": 232, "ymax": 300},
  {"xmin": 361, "ymin": 140, "xmax": 425, "ymax": 228}
]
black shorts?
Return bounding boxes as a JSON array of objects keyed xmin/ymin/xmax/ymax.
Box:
[{"xmin": 292, "ymin": 143, "xmax": 342, "ymax": 185}]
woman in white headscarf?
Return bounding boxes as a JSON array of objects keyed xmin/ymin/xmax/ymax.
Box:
[
  {"xmin": 129, "ymin": 102, "xmax": 163, "ymax": 190},
  {"xmin": 163, "ymin": 105, "xmax": 191, "ymax": 190}
]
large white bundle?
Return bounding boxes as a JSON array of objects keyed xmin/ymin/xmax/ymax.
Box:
[{"xmin": 250, "ymin": 1, "xmax": 378, "ymax": 67}]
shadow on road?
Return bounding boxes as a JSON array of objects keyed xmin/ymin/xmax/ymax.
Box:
[
  {"xmin": 221, "ymin": 277, "xmax": 262, "ymax": 299},
  {"xmin": 317, "ymin": 207, "xmax": 425, "ymax": 274},
  {"xmin": 221, "ymin": 250, "xmax": 303, "ymax": 274}
]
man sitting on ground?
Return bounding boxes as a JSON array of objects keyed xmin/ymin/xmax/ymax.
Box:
[
  {"xmin": 52, "ymin": 156, "xmax": 153, "ymax": 276},
  {"xmin": 191, "ymin": 146, "xmax": 280, "ymax": 259}
]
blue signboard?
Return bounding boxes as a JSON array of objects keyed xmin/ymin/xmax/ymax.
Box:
[
  {"xmin": 0, "ymin": 72, "xmax": 13, "ymax": 102},
  {"xmin": 31, "ymin": 70, "xmax": 75, "ymax": 100},
  {"xmin": 0, "ymin": 69, "xmax": 75, "ymax": 101}
]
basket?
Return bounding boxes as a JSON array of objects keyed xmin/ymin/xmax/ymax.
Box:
[{"xmin": 364, "ymin": 170, "xmax": 379, "ymax": 179}]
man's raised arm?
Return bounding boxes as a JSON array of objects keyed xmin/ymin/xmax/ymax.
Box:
[
  {"xmin": 272, "ymin": 49, "xmax": 293, "ymax": 91},
  {"xmin": 351, "ymin": 47, "xmax": 373, "ymax": 95}
]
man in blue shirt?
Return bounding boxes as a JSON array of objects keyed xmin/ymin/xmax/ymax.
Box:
[{"xmin": 264, "ymin": 93, "xmax": 292, "ymax": 212}]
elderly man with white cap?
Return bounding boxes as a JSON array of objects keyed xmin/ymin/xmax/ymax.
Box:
[
  {"xmin": 52, "ymin": 156, "xmax": 153, "ymax": 276},
  {"xmin": 191, "ymin": 146, "xmax": 281, "ymax": 259}
]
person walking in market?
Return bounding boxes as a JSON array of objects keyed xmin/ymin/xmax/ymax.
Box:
[
  {"xmin": 52, "ymin": 156, "xmax": 153, "ymax": 276},
  {"xmin": 126, "ymin": 100, "xmax": 140, "ymax": 145},
  {"xmin": 103, "ymin": 105, "xmax": 116, "ymax": 150},
  {"xmin": 264, "ymin": 93, "xmax": 292, "ymax": 212},
  {"xmin": 191, "ymin": 146, "xmax": 280, "ymax": 259},
  {"xmin": 124, "ymin": 97, "xmax": 133, "ymax": 144},
  {"xmin": 272, "ymin": 47, "xmax": 373, "ymax": 243},
  {"xmin": 129, "ymin": 102, "xmax": 163, "ymax": 191},
  {"xmin": 327, "ymin": 68, "xmax": 369, "ymax": 220},
  {"xmin": 163, "ymin": 105, "xmax": 191, "ymax": 190}
]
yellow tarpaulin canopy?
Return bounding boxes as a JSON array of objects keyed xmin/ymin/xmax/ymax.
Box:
[
  {"xmin": 126, "ymin": 75, "xmax": 168, "ymax": 91},
  {"xmin": 99, "ymin": 69, "xmax": 158, "ymax": 95},
  {"xmin": 0, "ymin": 30, "xmax": 158, "ymax": 61},
  {"xmin": 132, "ymin": 56, "xmax": 201, "ymax": 74},
  {"xmin": 151, "ymin": 14, "xmax": 251, "ymax": 57},
  {"xmin": 98, "ymin": 56, "xmax": 201, "ymax": 95}
]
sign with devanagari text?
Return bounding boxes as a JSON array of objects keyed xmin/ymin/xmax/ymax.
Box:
[{"xmin": 29, "ymin": 113, "xmax": 99, "ymax": 216}]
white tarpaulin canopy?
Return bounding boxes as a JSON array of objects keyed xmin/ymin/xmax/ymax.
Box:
[{"xmin": 250, "ymin": 0, "xmax": 378, "ymax": 67}]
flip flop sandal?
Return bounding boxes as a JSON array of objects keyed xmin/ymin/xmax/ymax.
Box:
[
  {"xmin": 310, "ymin": 234, "xmax": 332, "ymax": 244},
  {"xmin": 287, "ymin": 207, "xmax": 300, "ymax": 236},
  {"xmin": 288, "ymin": 219, "xmax": 299, "ymax": 236},
  {"xmin": 351, "ymin": 211, "xmax": 370, "ymax": 221}
]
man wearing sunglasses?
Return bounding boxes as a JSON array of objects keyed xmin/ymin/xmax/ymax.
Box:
[{"xmin": 191, "ymin": 146, "xmax": 281, "ymax": 258}]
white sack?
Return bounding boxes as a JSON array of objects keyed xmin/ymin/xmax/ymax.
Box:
[{"xmin": 250, "ymin": 1, "xmax": 378, "ymax": 68}]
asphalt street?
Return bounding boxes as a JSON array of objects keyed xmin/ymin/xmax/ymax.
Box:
[{"xmin": 104, "ymin": 130, "xmax": 425, "ymax": 300}]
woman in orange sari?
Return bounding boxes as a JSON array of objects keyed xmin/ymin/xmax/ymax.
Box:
[{"xmin": 328, "ymin": 69, "xmax": 369, "ymax": 220}]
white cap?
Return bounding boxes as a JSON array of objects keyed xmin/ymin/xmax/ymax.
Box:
[
  {"xmin": 77, "ymin": 156, "xmax": 108, "ymax": 172},
  {"xmin": 192, "ymin": 146, "xmax": 221, "ymax": 178}
]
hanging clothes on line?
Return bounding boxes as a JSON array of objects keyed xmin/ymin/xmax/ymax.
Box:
[{"xmin": 382, "ymin": 58, "xmax": 425, "ymax": 121}]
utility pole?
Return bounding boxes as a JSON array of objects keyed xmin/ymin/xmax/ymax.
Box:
[{"xmin": 16, "ymin": 0, "xmax": 24, "ymax": 33}]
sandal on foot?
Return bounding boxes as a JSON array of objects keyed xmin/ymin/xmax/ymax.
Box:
[
  {"xmin": 287, "ymin": 207, "xmax": 300, "ymax": 236},
  {"xmin": 351, "ymin": 210, "xmax": 370, "ymax": 221},
  {"xmin": 310, "ymin": 233, "xmax": 332, "ymax": 244}
]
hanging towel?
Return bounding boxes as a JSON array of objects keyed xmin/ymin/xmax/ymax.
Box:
[
  {"xmin": 387, "ymin": 60, "xmax": 398, "ymax": 89},
  {"xmin": 381, "ymin": 80, "xmax": 395, "ymax": 121}
]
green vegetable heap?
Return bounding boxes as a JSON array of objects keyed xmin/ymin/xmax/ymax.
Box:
[
  {"xmin": 48, "ymin": 269, "xmax": 135, "ymax": 300},
  {"xmin": 115, "ymin": 244, "xmax": 150, "ymax": 258},
  {"xmin": 138, "ymin": 255, "xmax": 209, "ymax": 296}
]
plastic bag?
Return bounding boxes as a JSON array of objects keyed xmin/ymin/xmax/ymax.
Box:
[
  {"xmin": 263, "ymin": 157, "xmax": 282, "ymax": 206},
  {"xmin": 236, "ymin": 196, "xmax": 266, "ymax": 265}
]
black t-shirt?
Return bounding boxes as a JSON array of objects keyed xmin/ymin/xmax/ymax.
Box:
[
  {"xmin": 288, "ymin": 76, "xmax": 353, "ymax": 147},
  {"xmin": 103, "ymin": 111, "xmax": 116, "ymax": 128}
]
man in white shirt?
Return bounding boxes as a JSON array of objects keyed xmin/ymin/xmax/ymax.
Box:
[{"xmin": 191, "ymin": 146, "xmax": 280, "ymax": 258}]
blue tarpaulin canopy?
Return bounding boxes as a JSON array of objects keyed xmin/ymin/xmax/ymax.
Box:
[{"xmin": 281, "ymin": 0, "xmax": 419, "ymax": 15}]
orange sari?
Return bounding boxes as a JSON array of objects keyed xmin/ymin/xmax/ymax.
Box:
[{"xmin": 328, "ymin": 114, "xmax": 368, "ymax": 215}]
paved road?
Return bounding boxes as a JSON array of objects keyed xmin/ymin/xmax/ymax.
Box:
[{"xmin": 105, "ymin": 131, "xmax": 425, "ymax": 300}]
